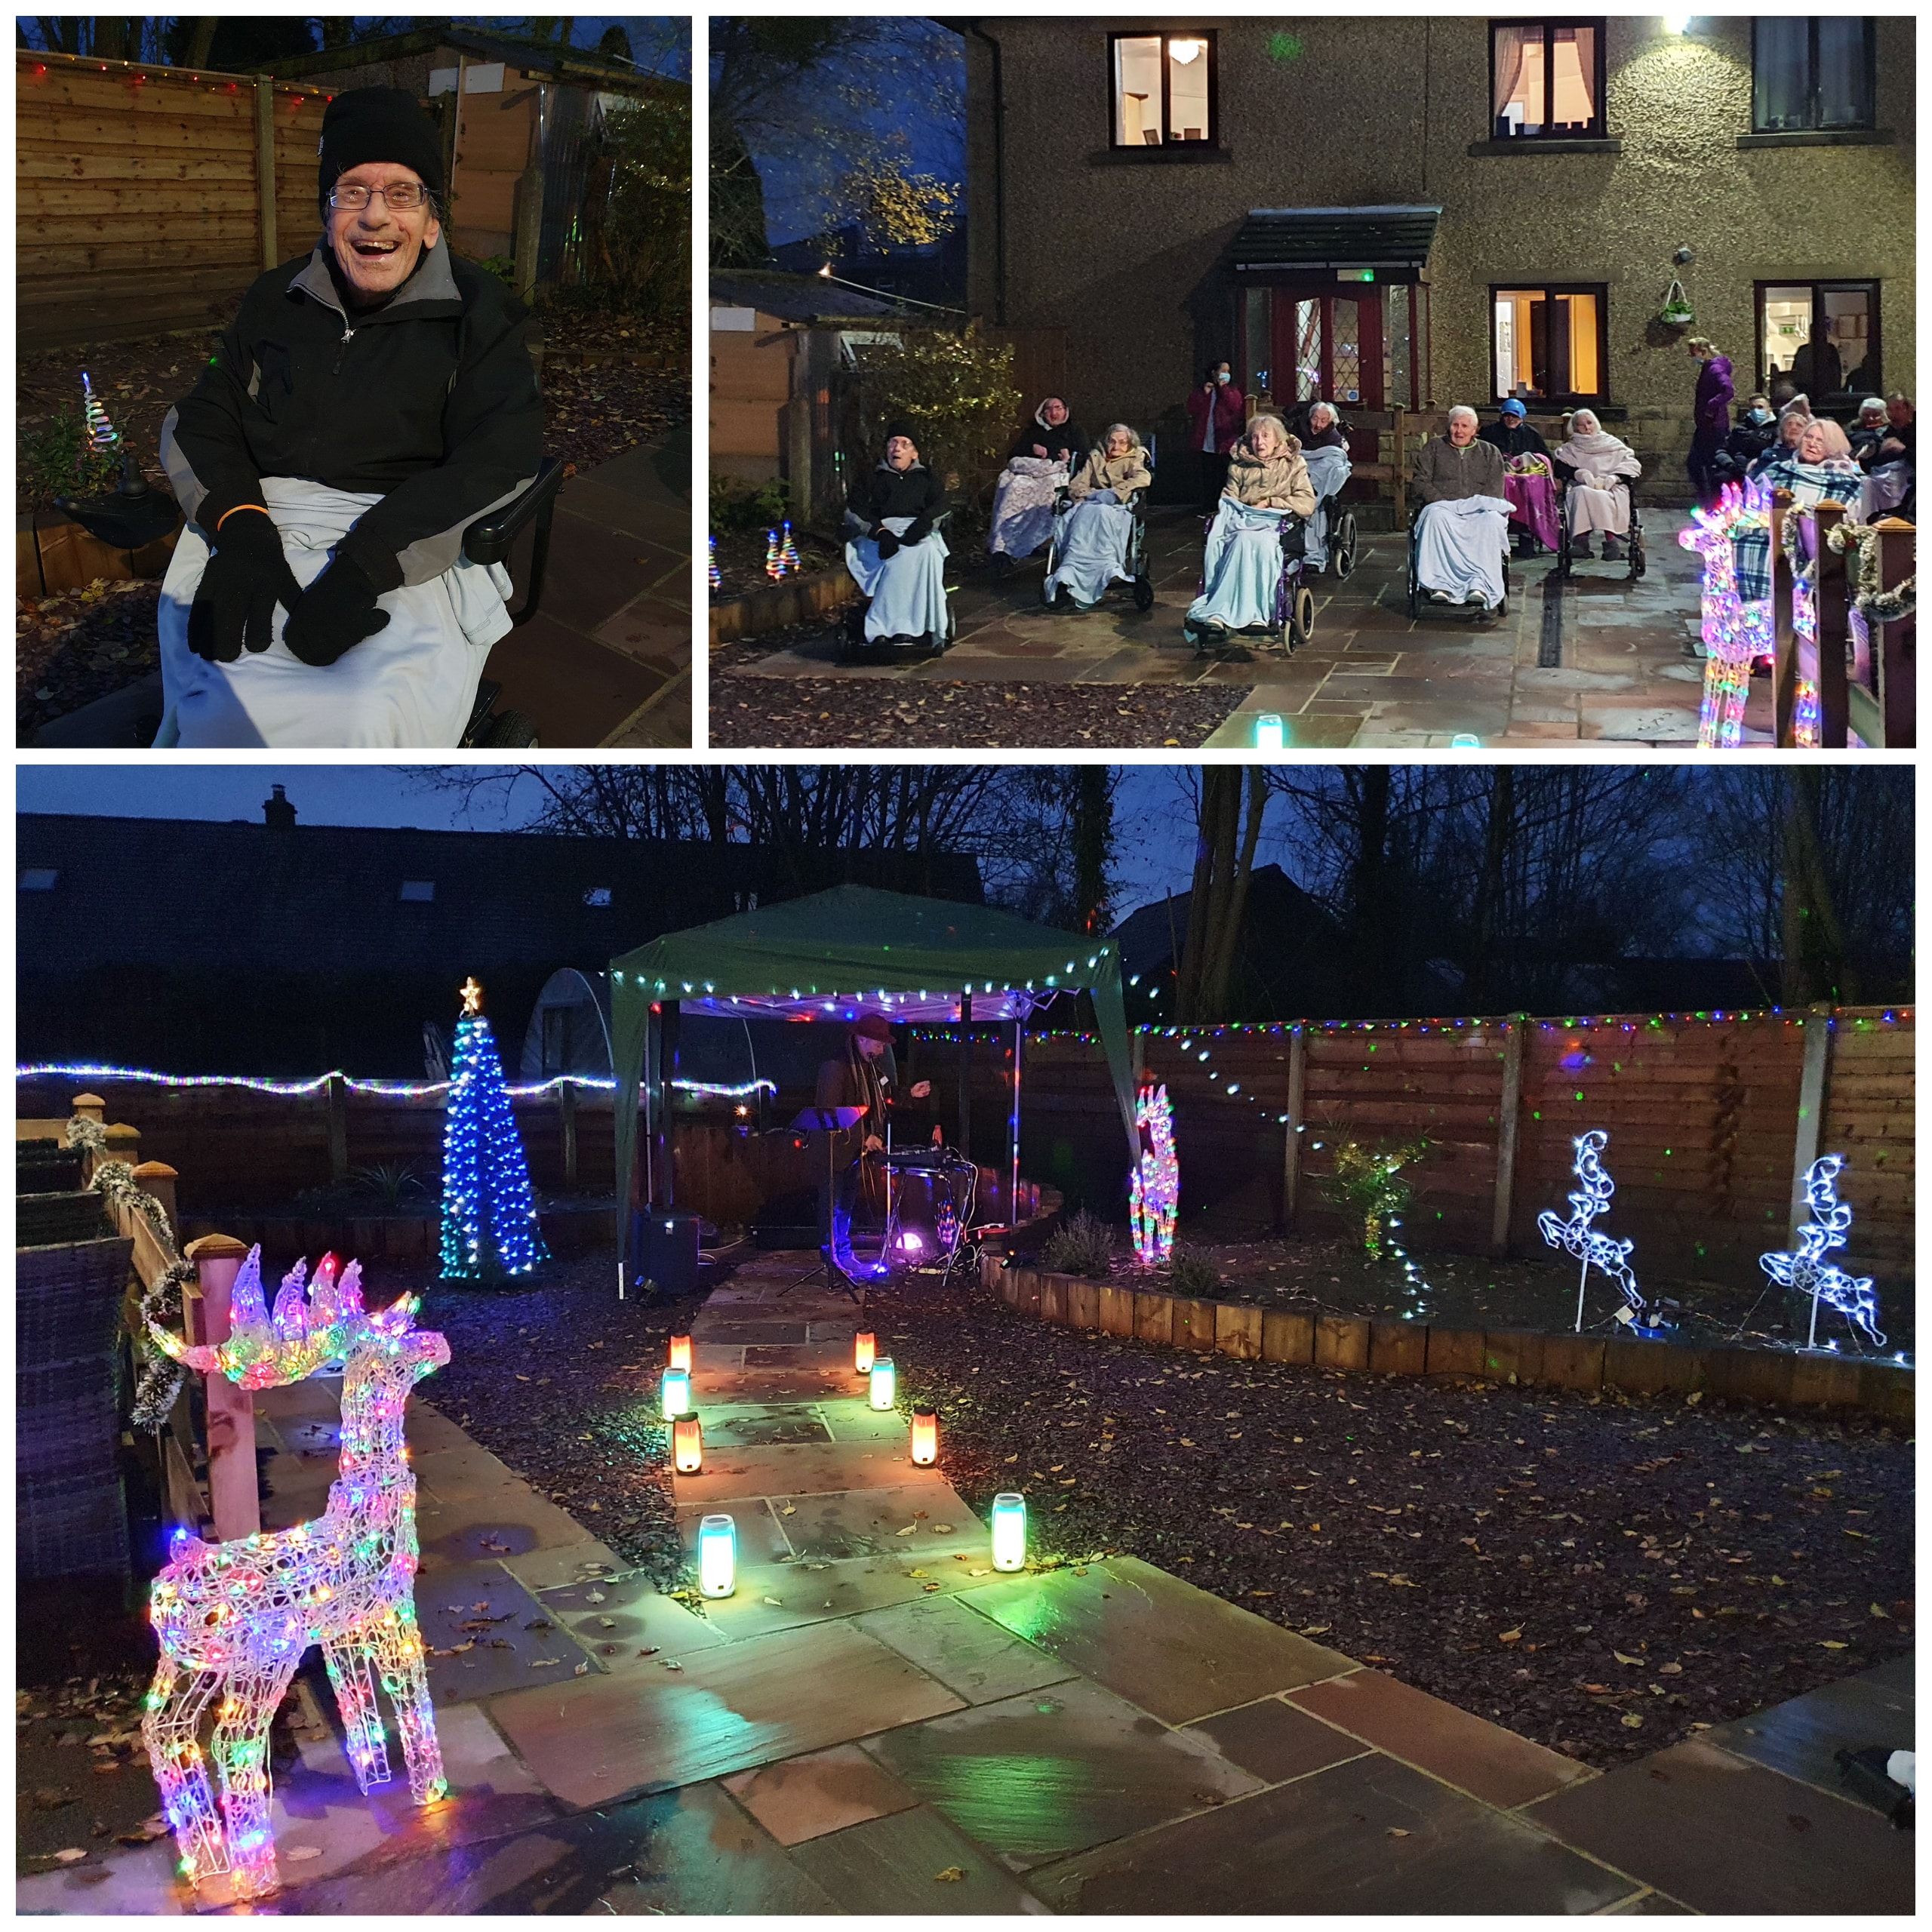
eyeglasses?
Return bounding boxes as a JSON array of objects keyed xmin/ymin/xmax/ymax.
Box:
[{"xmin": 329, "ymin": 182, "xmax": 430, "ymax": 211}]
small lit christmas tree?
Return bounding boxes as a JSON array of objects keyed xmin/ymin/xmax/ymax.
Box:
[
  {"xmin": 439, "ymin": 977, "xmax": 548, "ymax": 1281},
  {"xmin": 777, "ymin": 518, "xmax": 800, "ymax": 574},
  {"xmin": 764, "ymin": 526, "xmax": 784, "ymax": 580},
  {"xmin": 708, "ymin": 534, "xmax": 721, "ymax": 592},
  {"xmin": 82, "ymin": 371, "xmax": 121, "ymax": 454}
]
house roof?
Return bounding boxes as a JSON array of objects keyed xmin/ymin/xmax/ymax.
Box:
[
  {"xmin": 1231, "ymin": 205, "xmax": 1443, "ymax": 272},
  {"xmin": 266, "ymin": 29, "xmax": 683, "ymax": 100},
  {"xmin": 711, "ymin": 272, "xmax": 908, "ymax": 325}
]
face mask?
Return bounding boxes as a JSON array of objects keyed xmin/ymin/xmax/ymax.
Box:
[
  {"xmin": 1215, "ymin": 373, "xmax": 1229, "ymax": 386},
  {"xmin": 1749, "ymin": 408, "xmax": 1772, "ymax": 426}
]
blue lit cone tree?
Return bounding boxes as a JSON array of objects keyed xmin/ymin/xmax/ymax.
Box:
[{"xmin": 439, "ymin": 977, "xmax": 549, "ymax": 1282}]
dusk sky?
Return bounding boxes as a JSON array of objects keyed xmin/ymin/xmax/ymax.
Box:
[{"xmin": 16, "ymin": 766, "xmax": 1206, "ymax": 918}]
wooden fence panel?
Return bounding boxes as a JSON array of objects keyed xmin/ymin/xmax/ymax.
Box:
[{"xmin": 18, "ymin": 51, "xmax": 329, "ymax": 349}]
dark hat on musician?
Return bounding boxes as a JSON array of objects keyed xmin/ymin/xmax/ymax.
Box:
[
  {"xmin": 882, "ymin": 420, "xmax": 918, "ymax": 448},
  {"xmin": 851, "ymin": 1014, "xmax": 895, "ymax": 1042},
  {"xmin": 318, "ymin": 87, "xmax": 446, "ymax": 208}
]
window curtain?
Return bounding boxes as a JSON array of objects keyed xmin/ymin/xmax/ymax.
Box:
[
  {"xmin": 1817, "ymin": 20, "xmax": 1869, "ymax": 127},
  {"xmin": 1754, "ymin": 17, "xmax": 1809, "ymax": 131},
  {"xmin": 1492, "ymin": 24, "xmax": 1531, "ymax": 125}
]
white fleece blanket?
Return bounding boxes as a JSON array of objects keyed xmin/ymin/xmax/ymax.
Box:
[
  {"xmin": 1414, "ymin": 495, "xmax": 1512, "ymax": 610},
  {"xmin": 845, "ymin": 515, "xmax": 950, "ymax": 641},
  {"xmin": 157, "ymin": 476, "xmax": 513, "ymax": 748}
]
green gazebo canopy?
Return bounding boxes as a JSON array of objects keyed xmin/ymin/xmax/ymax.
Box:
[{"xmin": 611, "ymin": 884, "xmax": 1140, "ymax": 1206}]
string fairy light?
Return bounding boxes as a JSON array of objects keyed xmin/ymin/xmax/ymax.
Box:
[
  {"xmin": 438, "ymin": 979, "xmax": 548, "ymax": 1281},
  {"xmin": 143, "ymin": 1249, "xmax": 448, "ymax": 1900},
  {"xmin": 16, "ymin": 1063, "xmax": 774, "ymax": 1102}
]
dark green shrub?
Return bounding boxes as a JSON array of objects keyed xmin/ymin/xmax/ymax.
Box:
[{"xmin": 1041, "ymin": 1209, "xmax": 1116, "ymax": 1279}]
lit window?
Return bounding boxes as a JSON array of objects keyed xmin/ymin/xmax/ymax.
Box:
[
  {"xmin": 1492, "ymin": 287, "xmax": 1607, "ymax": 403},
  {"xmin": 18, "ymin": 868, "xmax": 58, "ymax": 891},
  {"xmin": 1491, "ymin": 22, "xmax": 1604, "ymax": 139},
  {"xmin": 584, "ymin": 887, "xmax": 613, "ymax": 907},
  {"xmin": 1110, "ymin": 32, "xmax": 1217, "ymax": 149},
  {"xmin": 1753, "ymin": 19, "xmax": 1875, "ymax": 133},
  {"xmin": 400, "ymin": 879, "xmax": 435, "ymax": 902},
  {"xmin": 1756, "ymin": 281, "xmax": 1879, "ymax": 400}
]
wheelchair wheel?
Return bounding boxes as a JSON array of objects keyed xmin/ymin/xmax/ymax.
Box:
[
  {"xmin": 1333, "ymin": 510, "xmax": 1358, "ymax": 580},
  {"xmin": 471, "ymin": 707, "xmax": 540, "ymax": 749},
  {"xmin": 839, "ymin": 601, "xmax": 871, "ymax": 663},
  {"xmin": 1288, "ymin": 584, "xmax": 1315, "ymax": 649},
  {"xmin": 1132, "ymin": 574, "xmax": 1155, "ymax": 612}
]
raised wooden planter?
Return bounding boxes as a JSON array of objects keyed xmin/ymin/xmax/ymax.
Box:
[
  {"xmin": 177, "ymin": 1200, "xmax": 617, "ymax": 1264},
  {"xmin": 981, "ymin": 1254, "xmax": 1913, "ymax": 1426},
  {"xmin": 709, "ymin": 560, "xmax": 855, "ymax": 645},
  {"xmin": 18, "ymin": 509, "xmax": 180, "ymax": 598}
]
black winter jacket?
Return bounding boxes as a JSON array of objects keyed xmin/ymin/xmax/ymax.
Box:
[
  {"xmin": 161, "ymin": 243, "xmax": 541, "ymax": 592},
  {"xmin": 847, "ymin": 461, "xmax": 945, "ymax": 545}
]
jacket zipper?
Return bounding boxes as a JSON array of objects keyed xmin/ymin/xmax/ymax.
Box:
[{"xmin": 333, "ymin": 319, "xmax": 355, "ymax": 376}]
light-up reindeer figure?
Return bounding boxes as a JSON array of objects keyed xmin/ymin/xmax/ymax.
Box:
[
  {"xmin": 142, "ymin": 1250, "xmax": 449, "ymax": 1900},
  {"xmin": 1130, "ymin": 1082, "xmax": 1178, "ymax": 1264},
  {"xmin": 1678, "ymin": 475, "xmax": 1773, "ymax": 750},
  {"xmin": 1760, "ymin": 1155, "xmax": 1884, "ymax": 1351},
  {"xmin": 1538, "ymin": 1130, "xmax": 1646, "ymax": 1333}
]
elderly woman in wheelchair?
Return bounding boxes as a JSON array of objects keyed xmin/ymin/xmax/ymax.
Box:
[
  {"xmin": 1552, "ymin": 408, "xmax": 1644, "ymax": 577},
  {"xmin": 1183, "ymin": 413, "xmax": 1319, "ymax": 653},
  {"xmin": 1407, "ymin": 405, "xmax": 1512, "ymax": 617},
  {"xmin": 841, "ymin": 422, "xmax": 952, "ymax": 658},
  {"xmin": 1042, "ymin": 424, "xmax": 1154, "ymax": 611}
]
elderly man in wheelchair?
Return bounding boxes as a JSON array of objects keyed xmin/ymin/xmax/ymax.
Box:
[
  {"xmin": 1407, "ymin": 405, "xmax": 1512, "ymax": 618},
  {"xmin": 841, "ymin": 421, "xmax": 952, "ymax": 658},
  {"xmin": 155, "ymin": 87, "xmax": 546, "ymax": 747}
]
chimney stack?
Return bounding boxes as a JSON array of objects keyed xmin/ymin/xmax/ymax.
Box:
[{"xmin": 263, "ymin": 783, "xmax": 297, "ymax": 831}]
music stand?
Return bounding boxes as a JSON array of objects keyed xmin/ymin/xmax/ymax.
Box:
[{"xmin": 783, "ymin": 1106, "xmax": 869, "ymax": 1303}]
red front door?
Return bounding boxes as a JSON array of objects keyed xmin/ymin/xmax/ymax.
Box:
[{"xmin": 1271, "ymin": 291, "xmax": 1385, "ymax": 414}]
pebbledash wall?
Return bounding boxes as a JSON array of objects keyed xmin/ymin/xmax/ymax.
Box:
[{"xmin": 961, "ymin": 16, "xmax": 1915, "ymax": 492}]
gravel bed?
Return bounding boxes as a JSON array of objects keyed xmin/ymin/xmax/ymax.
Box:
[
  {"xmin": 709, "ymin": 672, "xmax": 1246, "ymax": 749},
  {"xmin": 149, "ymin": 1250, "xmax": 1909, "ymax": 1782},
  {"xmin": 17, "ymin": 579, "xmax": 162, "ymax": 742}
]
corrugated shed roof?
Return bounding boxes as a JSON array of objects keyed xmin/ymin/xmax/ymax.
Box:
[{"xmin": 1231, "ymin": 205, "xmax": 1443, "ymax": 271}]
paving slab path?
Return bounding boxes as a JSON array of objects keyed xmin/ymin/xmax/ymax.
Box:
[
  {"xmin": 20, "ymin": 1254, "xmax": 1912, "ymax": 1914},
  {"xmin": 722, "ymin": 506, "xmax": 1778, "ymax": 749}
]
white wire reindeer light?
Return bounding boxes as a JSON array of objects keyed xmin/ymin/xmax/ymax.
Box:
[
  {"xmin": 142, "ymin": 1249, "xmax": 449, "ymax": 1901},
  {"xmin": 1760, "ymin": 1155, "xmax": 1884, "ymax": 1352},
  {"xmin": 1538, "ymin": 1129, "xmax": 1647, "ymax": 1334}
]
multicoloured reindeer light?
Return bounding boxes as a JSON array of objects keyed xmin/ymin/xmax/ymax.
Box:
[
  {"xmin": 1538, "ymin": 1130, "xmax": 1646, "ymax": 1333},
  {"xmin": 1761, "ymin": 1155, "xmax": 1884, "ymax": 1352},
  {"xmin": 1130, "ymin": 1082, "xmax": 1178, "ymax": 1264},
  {"xmin": 142, "ymin": 1250, "xmax": 448, "ymax": 1900},
  {"xmin": 1678, "ymin": 476, "xmax": 1773, "ymax": 749}
]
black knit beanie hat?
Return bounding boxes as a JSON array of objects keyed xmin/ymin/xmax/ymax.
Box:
[
  {"xmin": 318, "ymin": 87, "xmax": 446, "ymax": 208},
  {"xmin": 883, "ymin": 420, "xmax": 918, "ymax": 448}
]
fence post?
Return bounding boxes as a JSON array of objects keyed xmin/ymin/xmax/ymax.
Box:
[
  {"xmin": 183, "ymin": 1232, "xmax": 260, "ymax": 1543},
  {"xmin": 327, "ymin": 1072, "xmax": 349, "ymax": 1184},
  {"xmin": 1789, "ymin": 1004, "xmax": 1835, "ymax": 1241},
  {"xmin": 1873, "ymin": 518, "xmax": 1915, "ymax": 747},
  {"xmin": 131, "ymin": 1161, "xmax": 179, "ymax": 1238},
  {"xmin": 559, "ymin": 1078, "xmax": 578, "ymax": 1192},
  {"xmin": 1281, "ymin": 1026, "xmax": 1306, "ymax": 1230},
  {"xmin": 1813, "ymin": 500, "xmax": 1850, "ymax": 748},
  {"xmin": 1770, "ymin": 490, "xmax": 1797, "ymax": 744},
  {"xmin": 254, "ymin": 76, "xmax": 278, "ymax": 270},
  {"xmin": 103, "ymin": 1122, "xmax": 141, "ymax": 1171},
  {"xmin": 1491, "ymin": 1019, "xmax": 1524, "ymax": 1257}
]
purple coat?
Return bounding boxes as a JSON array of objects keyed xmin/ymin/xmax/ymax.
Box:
[{"xmin": 1694, "ymin": 355, "xmax": 1734, "ymax": 448}]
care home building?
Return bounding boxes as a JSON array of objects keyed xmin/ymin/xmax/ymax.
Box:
[{"xmin": 957, "ymin": 16, "xmax": 1913, "ymax": 503}]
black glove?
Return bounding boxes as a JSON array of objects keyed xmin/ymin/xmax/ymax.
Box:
[
  {"xmin": 186, "ymin": 508, "xmax": 304, "ymax": 663},
  {"xmin": 279, "ymin": 553, "xmax": 391, "ymax": 667},
  {"xmin": 875, "ymin": 531, "xmax": 901, "ymax": 560}
]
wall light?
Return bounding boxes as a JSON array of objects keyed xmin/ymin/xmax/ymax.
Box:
[
  {"xmin": 869, "ymin": 1356, "xmax": 897, "ymax": 1411},
  {"xmin": 672, "ymin": 1411, "xmax": 703, "ymax": 1474},
  {"xmin": 660, "ymin": 1366, "xmax": 691, "ymax": 1420},
  {"xmin": 697, "ymin": 1513, "xmax": 735, "ymax": 1596},
  {"xmin": 910, "ymin": 1406, "xmax": 939, "ymax": 1466},
  {"xmin": 991, "ymin": 1492, "xmax": 1027, "ymax": 1571},
  {"xmin": 1663, "ymin": 15, "xmax": 1692, "ymax": 35},
  {"xmin": 1170, "ymin": 38, "xmax": 1204, "ymax": 63},
  {"xmin": 854, "ymin": 1330, "xmax": 876, "ymax": 1374}
]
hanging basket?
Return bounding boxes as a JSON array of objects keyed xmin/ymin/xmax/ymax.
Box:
[{"xmin": 1659, "ymin": 279, "xmax": 1694, "ymax": 328}]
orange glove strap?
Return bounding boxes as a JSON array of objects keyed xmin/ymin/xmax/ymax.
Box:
[{"xmin": 215, "ymin": 503, "xmax": 269, "ymax": 531}]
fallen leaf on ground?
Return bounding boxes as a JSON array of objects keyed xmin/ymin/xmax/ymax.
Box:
[{"xmin": 934, "ymin": 1866, "xmax": 967, "ymax": 1882}]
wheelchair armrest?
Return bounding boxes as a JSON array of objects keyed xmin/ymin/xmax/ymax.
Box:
[{"xmin": 462, "ymin": 455, "xmax": 568, "ymax": 567}]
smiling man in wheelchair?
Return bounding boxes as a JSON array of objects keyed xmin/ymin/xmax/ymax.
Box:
[{"xmin": 155, "ymin": 87, "xmax": 542, "ymax": 746}]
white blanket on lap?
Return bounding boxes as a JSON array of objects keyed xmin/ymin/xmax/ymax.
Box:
[
  {"xmin": 1043, "ymin": 492, "xmax": 1134, "ymax": 608},
  {"xmin": 989, "ymin": 457, "xmax": 1066, "ymax": 559},
  {"xmin": 1414, "ymin": 495, "xmax": 1511, "ymax": 610},
  {"xmin": 157, "ymin": 477, "xmax": 513, "ymax": 748},
  {"xmin": 846, "ymin": 515, "xmax": 950, "ymax": 641},
  {"xmin": 1188, "ymin": 500, "xmax": 1289, "ymax": 630}
]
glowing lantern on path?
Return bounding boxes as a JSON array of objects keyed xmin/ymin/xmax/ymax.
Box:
[
  {"xmin": 910, "ymin": 1406, "xmax": 939, "ymax": 1466},
  {"xmin": 990, "ymin": 1492, "xmax": 1027, "ymax": 1572},
  {"xmin": 668, "ymin": 1334, "xmax": 692, "ymax": 1372},
  {"xmin": 672, "ymin": 1412, "xmax": 703, "ymax": 1474},
  {"xmin": 869, "ymin": 1357, "xmax": 897, "ymax": 1411},
  {"xmin": 854, "ymin": 1331, "xmax": 876, "ymax": 1374},
  {"xmin": 660, "ymin": 1367, "xmax": 691, "ymax": 1420},
  {"xmin": 698, "ymin": 1514, "xmax": 735, "ymax": 1597}
]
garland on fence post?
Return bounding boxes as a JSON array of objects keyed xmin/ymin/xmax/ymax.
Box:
[
  {"xmin": 1826, "ymin": 518, "xmax": 1917, "ymax": 626},
  {"xmin": 66, "ymin": 1115, "xmax": 194, "ymax": 1429}
]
